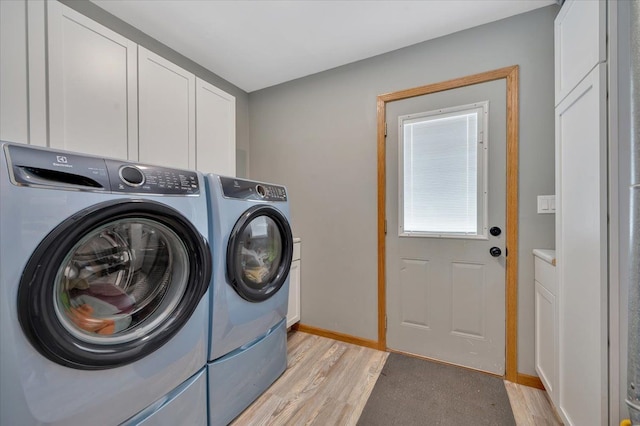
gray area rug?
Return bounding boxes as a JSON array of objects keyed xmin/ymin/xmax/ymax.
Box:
[{"xmin": 357, "ymin": 353, "xmax": 516, "ymax": 426}]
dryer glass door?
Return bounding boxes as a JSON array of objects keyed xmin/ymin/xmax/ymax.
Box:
[
  {"xmin": 18, "ymin": 200, "xmax": 211, "ymax": 370},
  {"xmin": 227, "ymin": 205, "xmax": 293, "ymax": 302}
]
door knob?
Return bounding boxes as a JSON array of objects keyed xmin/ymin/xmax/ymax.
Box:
[
  {"xmin": 489, "ymin": 247, "xmax": 502, "ymax": 257},
  {"xmin": 490, "ymin": 226, "xmax": 502, "ymax": 236}
]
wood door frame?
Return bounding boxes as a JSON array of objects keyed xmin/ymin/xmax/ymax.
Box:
[{"xmin": 377, "ymin": 65, "xmax": 520, "ymax": 381}]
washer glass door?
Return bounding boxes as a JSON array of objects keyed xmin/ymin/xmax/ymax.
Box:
[
  {"xmin": 56, "ymin": 218, "xmax": 187, "ymax": 342},
  {"xmin": 18, "ymin": 200, "xmax": 211, "ymax": 369}
]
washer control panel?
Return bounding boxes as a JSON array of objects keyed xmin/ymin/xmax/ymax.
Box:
[
  {"xmin": 106, "ymin": 160, "xmax": 200, "ymax": 195},
  {"xmin": 220, "ymin": 176, "xmax": 287, "ymax": 201},
  {"xmin": 4, "ymin": 144, "xmax": 200, "ymax": 195}
]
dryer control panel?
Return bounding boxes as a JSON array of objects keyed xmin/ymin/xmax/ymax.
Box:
[
  {"xmin": 5, "ymin": 144, "xmax": 200, "ymax": 195},
  {"xmin": 220, "ymin": 176, "xmax": 287, "ymax": 202}
]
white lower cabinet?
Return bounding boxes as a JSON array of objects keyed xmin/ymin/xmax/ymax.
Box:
[
  {"xmin": 533, "ymin": 250, "xmax": 557, "ymax": 407},
  {"xmin": 287, "ymin": 239, "xmax": 301, "ymax": 328}
]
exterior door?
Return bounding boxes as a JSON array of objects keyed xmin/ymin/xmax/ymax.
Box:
[
  {"xmin": 386, "ymin": 80, "xmax": 507, "ymax": 375},
  {"xmin": 18, "ymin": 199, "xmax": 212, "ymax": 369}
]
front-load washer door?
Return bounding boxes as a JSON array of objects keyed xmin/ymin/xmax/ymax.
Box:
[
  {"xmin": 17, "ymin": 199, "xmax": 212, "ymax": 370},
  {"xmin": 227, "ymin": 205, "xmax": 293, "ymax": 302}
]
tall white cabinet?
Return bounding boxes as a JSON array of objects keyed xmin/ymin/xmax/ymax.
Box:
[
  {"xmin": 554, "ymin": 1, "xmax": 608, "ymax": 425},
  {"xmin": 1, "ymin": 0, "xmax": 236, "ymax": 176}
]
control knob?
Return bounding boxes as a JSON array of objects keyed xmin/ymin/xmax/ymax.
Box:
[{"xmin": 119, "ymin": 165, "xmax": 145, "ymax": 187}]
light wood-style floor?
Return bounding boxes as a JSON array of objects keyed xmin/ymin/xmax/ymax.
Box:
[
  {"xmin": 233, "ymin": 330, "xmax": 562, "ymax": 425},
  {"xmin": 505, "ymin": 381, "xmax": 562, "ymax": 426}
]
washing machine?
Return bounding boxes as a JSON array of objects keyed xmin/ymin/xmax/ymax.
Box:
[
  {"xmin": 206, "ymin": 175, "xmax": 293, "ymax": 426},
  {"xmin": 0, "ymin": 142, "xmax": 212, "ymax": 426}
]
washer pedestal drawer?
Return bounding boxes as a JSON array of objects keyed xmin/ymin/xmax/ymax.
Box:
[{"xmin": 121, "ymin": 368, "xmax": 207, "ymax": 426}]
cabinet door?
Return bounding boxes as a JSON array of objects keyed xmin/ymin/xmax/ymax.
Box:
[
  {"xmin": 48, "ymin": 1, "xmax": 137, "ymax": 159},
  {"xmin": 554, "ymin": 0, "xmax": 605, "ymax": 105},
  {"xmin": 555, "ymin": 64, "xmax": 607, "ymax": 426},
  {"xmin": 195, "ymin": 78, "xmax": 236, "ymax": 176},
  {"xmin": 138, "ymin": 46, "xmax": 195, "ymax": 169},
  {"xmin": 535, "ymin": 280, "xmax": 556, "ymax": 403},
  {"xmin": 287, "ymin": 260, "xmax": 301, "ymax": 328},
  {"xmin": 1, "ymin": 0, "xmax": 28, "ymax": 144}
]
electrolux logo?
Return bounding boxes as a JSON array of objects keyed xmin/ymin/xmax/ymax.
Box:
[{"xmin": 53, "ymin": 155, "xmax": 73, "ymax": 168}]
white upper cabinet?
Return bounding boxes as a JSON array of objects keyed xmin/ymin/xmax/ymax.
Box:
[
  {"xmin": 1, "ymin": 0, "xmax": 47, "ymax": 146},
  {"xmin": 554, "ymin": 0, "xmax": 605, "ymax": 105},
  {"xmin": 0, "ymin": 0, "xmax": 29, "ymax": 144},
  {"xmin": 138, "ymin": 46, "xmax": 196, "ymax": 169},
  {"xmin": 48, "ymin": 1, "xmax": 137, "ymax": 160},
  {"xmin": 195, "ymin": 78, "xmax": 236, "ymax": 176},
  {"xmin": 3, "ymin": 1, "xmax": 236, "ymax": 172}
]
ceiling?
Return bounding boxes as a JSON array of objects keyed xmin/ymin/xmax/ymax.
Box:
[{"xmin": 90, "ymin": 0, "xmax": 556, "ymax": 93}]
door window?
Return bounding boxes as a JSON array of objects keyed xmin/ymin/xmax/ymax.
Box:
[{"xmin": 399, "ymin": 102, "xmax": 489, "ymax": 239}]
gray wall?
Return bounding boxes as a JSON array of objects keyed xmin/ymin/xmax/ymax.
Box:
[
  {"xmin": 62, "ymin": 0, "xmax": 251, "ymax": 177},
  {"xmin": 249, "ymin": 5, "xmax": 559, "ymax": 375}
]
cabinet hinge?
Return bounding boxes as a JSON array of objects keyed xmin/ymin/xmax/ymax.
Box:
[
  {"xmin": 384, "ymin": 122, "xmax": 387, "ymax": 137},
  {"xmin": 385, "ymin": 315, "xmax": 388, "ymax": 330},
  {"xmin": 384, "ymin": 219, "xmax": 387, "ymax": 234}
]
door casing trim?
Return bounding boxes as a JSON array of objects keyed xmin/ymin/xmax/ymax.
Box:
[{"xmin": 377, "ymin": 65, "xmax": 520, "ymax": 381}]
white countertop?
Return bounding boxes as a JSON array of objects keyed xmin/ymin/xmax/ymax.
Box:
[{"xmin": 533, "ymin": 249, "xmax": 556, "ymax": 266}]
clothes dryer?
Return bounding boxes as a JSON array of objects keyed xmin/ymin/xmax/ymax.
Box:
[
  {"xmin": 0, "ymin": 142, "xmax": 211, "ymax": 425},
  {"xmin": 206, "ymin": 175, "xmax": 293, "ymax": 426}
]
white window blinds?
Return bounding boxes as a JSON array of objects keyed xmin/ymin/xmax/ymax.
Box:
[{"xmin": 399, "ymin": 102, "xmax": 488, "ymax": 238}]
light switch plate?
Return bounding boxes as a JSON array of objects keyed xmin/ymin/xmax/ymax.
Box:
[{"xmin": 537, "ymin": 195, "xmax": 556, "ymax": 214}]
